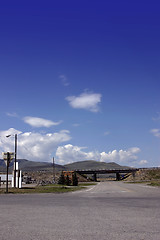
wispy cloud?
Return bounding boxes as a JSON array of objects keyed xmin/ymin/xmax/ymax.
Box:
[
  {"xmin": 152, "ymin": 112, "xmax": 160, "ymax": 121},
  {"xmin": 104, "ymin": 131, "xmax": 110, "ymax": 136},
  {"xmin": 23, "ymin": 116, "xmax": 62, "ymax": 128},
  {"xmin": 6, "ymin": 112, "xmax": 18, "ymax": 118},
  {"xmin": 66, "ymin": 91, "xmax": 102, "ymax": 112},
  {"xmin": 72, "ymin": 123, "xmax": 80, "ymax": 127},
  {"xmin": 59, "ymin": 74, "xmax": 70, "ymax": 86},
  {"xmin": 150, "ymin": 129, "xmax": 160, "ymax": 138}
]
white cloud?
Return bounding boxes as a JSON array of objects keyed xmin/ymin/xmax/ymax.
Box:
[
  {"xmin": 150, "ymin": 129, "xmax": 160, "ymax": 138},
  {"xmin": 100, "ymin": 147, "xmax": 140, "ymax": 163},
  {"xmin": 56, "ymin": 144, "xmax": 141, "ymax": 165},
  {"xmin": 0, "ymin": 128, "xmax": 141, "ymax": 165},
  {"xmin": 23, "ymin": 116, "xmax": 62, "ymax": 128},
  {"xmin": 0, "ymin": 128, "xmax": 22, "ymax": 137},
  {"xmin": 0, "ymin": 128, "xmax": 71, "ymax": 162},
  {"xmin": 139, "ymin": 160, "xmax": 148, "ymax": 165},
  {"xmin": 59, "ymin": 74, "xmax": 70, "ymax": 86},
  {"xmin": 66, "ymin": 91, "xmax": 102, "ymax": 112},
  {"xmin": 56, "ymin": 144, "xmax": 100, "ymax": 164}
]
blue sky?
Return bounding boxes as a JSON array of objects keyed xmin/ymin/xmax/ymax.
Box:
[{"xmin": 0, "ymin": 1, "xmax": 160, "ymax": 167}]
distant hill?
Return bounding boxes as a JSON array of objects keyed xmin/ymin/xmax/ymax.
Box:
[
  {"xmin": 0, "ymin": 159, "xmax": 130, "ymax": 173},
  {"xmin": 0, "ymin": 159, "xmax": 65, "ymax": 172},
  {"xmin": 64, "ymin": 160, "xmax": 130, "ymax": 170}
]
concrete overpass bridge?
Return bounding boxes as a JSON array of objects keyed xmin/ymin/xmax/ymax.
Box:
[{"xmin": 75, "ymin": 168, "xmax": 139, "ymax": 181}]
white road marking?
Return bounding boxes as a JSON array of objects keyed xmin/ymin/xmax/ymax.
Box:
[
  {"xmin": 85, "ymin": 183, "xmax": 100, "ymax": 192},
  {"xmin": 136, "ymin": 184, "xmax": 157, "ymax": 189},
  {"xmin": 87, "ymin": 190, "xmax": 128, "ymax": 194}
]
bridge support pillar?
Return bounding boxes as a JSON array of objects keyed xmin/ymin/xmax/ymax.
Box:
[
  {"xmin": 116, "ymin": 173, "xmax": 120, "ymax": 181},
  {"xmin": 93, "ymin": 173, "xmax": 97, "ymax": 182}
]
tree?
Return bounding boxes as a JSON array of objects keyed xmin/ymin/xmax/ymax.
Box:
[
  {"xmin": 72, "ymin": 172, "xmax": 78, "ymax": 186},
  {"xmin": 65, "ymin": 174, "xmax": 71, "ymax": 186},
  {"xmin": 58, "ymin": 171, "xmax": 65, "ymax": 185}
]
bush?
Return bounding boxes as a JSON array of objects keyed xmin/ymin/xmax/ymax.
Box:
[
  {"xmin": 72, "ymin": 172, "xmax": 78, "ymax": 186},
  {"xmin": 65, "ymin": 174, "xmax": 71, "ymax": 186},
  {"xmin": 58, "ymin": 171, "xmax": 65, "ymax": 185}
]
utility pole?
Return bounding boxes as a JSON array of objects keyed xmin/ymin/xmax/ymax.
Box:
[
  {"xmin": 6, "ymin": 152, "xmax": 10, "ymax": 193},
  {"xmin": 14, "ymin": 134, "xmax": 17, "ymax": 188},
  {"xmin": 53, "ymin": 157, "xmax": 55, "ymax": 183}
]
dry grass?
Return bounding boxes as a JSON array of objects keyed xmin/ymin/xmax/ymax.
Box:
[{"xmin": 0, "ymin": 184, "xmax": 85, "ymax": 194}]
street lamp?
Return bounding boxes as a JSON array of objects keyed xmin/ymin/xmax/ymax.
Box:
[{"xmin": 6, "ymin": 134, "xmax": 17, "ymax": 188}]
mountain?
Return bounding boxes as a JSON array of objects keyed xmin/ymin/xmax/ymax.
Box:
[
  {"xmin": 0, "ymin": 159, "xmax": 65, "ymax": 172},
  {"xmin": 0, "ymin": 159, "xmax": 130, "ymax": 172},
  {"xmin": 64, "ymin": 160, "xmax": 129, "ymax": 170}
]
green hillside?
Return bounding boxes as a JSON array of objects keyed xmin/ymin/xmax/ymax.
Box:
[
  {"xmin": 0, "ymin": 159, "xmax": 129, "ymax": 173},
  {"xmin": 64, "ymin": 160, "xmax": 129, "ymax": 170},
  {"xmin": 0, "ymin": 159, "xmax": 65, "ymax": 172}
]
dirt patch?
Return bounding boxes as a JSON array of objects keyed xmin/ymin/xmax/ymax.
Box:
[{"xmin": 124, "ymin": 168, "xmax": 160, "ymax": 182}]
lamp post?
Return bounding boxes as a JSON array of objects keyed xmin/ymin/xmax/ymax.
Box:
[{"xmin": 6, "ymin": 134, "xmax": 17, "ymax": 188}]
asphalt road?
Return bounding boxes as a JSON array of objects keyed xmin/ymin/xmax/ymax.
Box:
[{"xmin": 0, "ymin": 181, "xmax": 160, "ymax": 240}]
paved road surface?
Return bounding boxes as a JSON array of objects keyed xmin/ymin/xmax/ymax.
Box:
[{"xmin": 0, "ymin": 181, "xmax": 160, "ymax": 240}]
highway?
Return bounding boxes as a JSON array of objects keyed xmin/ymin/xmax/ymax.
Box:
[{"xmin": 0, "ymin": 181, "xmax": 160, "ymax": 240}]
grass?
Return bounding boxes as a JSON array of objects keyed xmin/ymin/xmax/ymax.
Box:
[
  {"xmin": 148, "ymin": 180, "xmax": 160, "ymax": 187},
  {"xmin": 79, "ymin": 182, "xmax": 97, "ymax": 186},
  {"xmin": 124, "ymin": 181, "xmax": 150, "ymax": 184},
  {"xmin": 146, "ymin": 169, "xmax": 160, "ymax": 179},
  {"xmin": 0, "ymin": 184, "xmax": 87, "ymax": 194},
  {"xmin": 0, "ymin": 183, "xmax": 97, "ymax": 194},
  {"xmin": 145, "ymin": 169, "xmax": 160, "ymax": 186},
  {"xmin": 124, "ymin": 168, "xmax": 160, "ymax": 187},
  {"xmin": 125, "ymin": 180, "xmax": 160, "ymax": 187}
]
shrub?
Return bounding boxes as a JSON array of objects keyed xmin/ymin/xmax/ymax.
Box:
[
  {"xmin": 58, "ymin": 171, "xmax": 65, "ymax": 185},
  {"xmin": 65, "ymin": 174, "xmax": 71, "ymax": 186},
  {"xmin": 72, "ymin": 172, "xmax": 78, "ymax": 186}
]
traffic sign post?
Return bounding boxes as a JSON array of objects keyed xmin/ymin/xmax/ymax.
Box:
[
  {"xmin": 2, "ymin": 152, "xmax": 14, "ymax": 193},
  {"xmin": 6, "ymin": 134, "xmax": 17, "ymax": 188}
]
